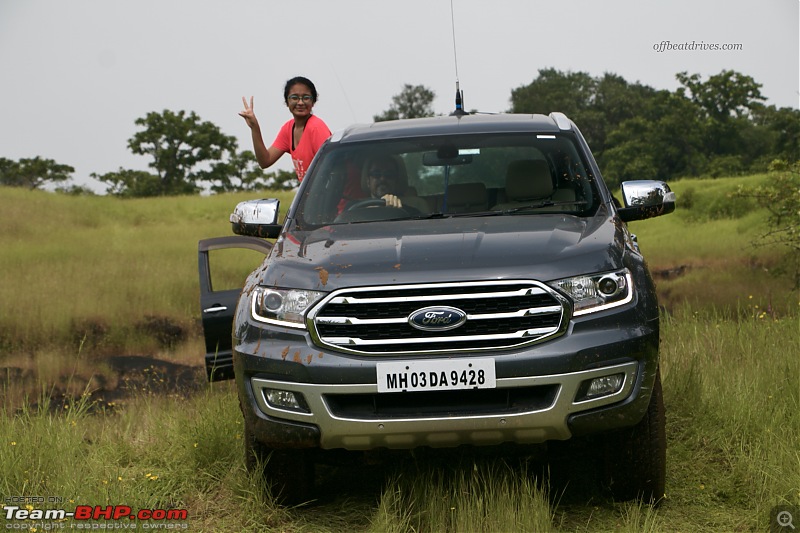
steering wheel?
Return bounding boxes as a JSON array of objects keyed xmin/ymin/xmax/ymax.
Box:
[
  {"xmin": 345, "ymin": 198, "xmax": 422, "ymax": 217},
  {"xmin": 347, "ymin": 198, "xmax": 388, "ymax": 211}
]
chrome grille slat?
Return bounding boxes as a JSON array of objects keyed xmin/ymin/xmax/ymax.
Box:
[
  {"xmin": 328, "ymin": 286, "xmax": 548, "ymax": 305},
  {"xmin": 322, "ymin": 326, "xmax": 560, "ymax": 346},
  {"xmin": 315, "ymin": 305, "xmax": 564, "ymax": 326},
  {"xmin": 316, "ymin": 316, "xmax": 408, "ymax": 325},
  {"xmin": 308, "ymin": 280, "xmax": 569, "ymax": 355}
]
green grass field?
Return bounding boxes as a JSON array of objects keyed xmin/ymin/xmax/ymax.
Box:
[{"xmin": 1, "ymin": 175, "xmax": 798, "ymax": 531}]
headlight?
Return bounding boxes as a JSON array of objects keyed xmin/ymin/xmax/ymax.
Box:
[
  {"xmin": 251, "ymin": 287, "xmax": 325, "ymax": 328},
  {"xmin": 549, "ymin": 269, "xmax": 633, "ymax": 316}
]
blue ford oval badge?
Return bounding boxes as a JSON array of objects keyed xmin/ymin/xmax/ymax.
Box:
[{"xmin": 408, "ymin": 306, "xmax": 467, "ymax": 332}]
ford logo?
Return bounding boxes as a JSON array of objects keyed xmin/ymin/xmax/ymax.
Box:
[{"xmin": 408, "ymin": 306, "xmax": 467, "ymax": 332}]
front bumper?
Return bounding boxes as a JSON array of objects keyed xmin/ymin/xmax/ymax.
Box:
[
  {"xmin": 234, "ymin": 308, "xmax": 659, "ymax": 450},
  {"xmin": 249, "ymin": 361, "xmax": 638, "ymax": 449}
]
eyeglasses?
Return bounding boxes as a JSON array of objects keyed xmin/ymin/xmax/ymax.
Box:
[{"xmin": 288, "ymin": 94, "xmax": 313, "ymax": 103}]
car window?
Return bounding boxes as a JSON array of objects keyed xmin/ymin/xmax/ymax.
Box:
[{"xmin": 295, "ymin": 133, "xmax": 599, "ymax": 228}]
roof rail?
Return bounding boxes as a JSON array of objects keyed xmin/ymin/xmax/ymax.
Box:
[{"xmin": 549, "ymin": 112, "xmax": 572, "ymax": 131}]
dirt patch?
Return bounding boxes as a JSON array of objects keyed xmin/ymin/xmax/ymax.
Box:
[
  {"xmin": 135, "ymin": 316, "xmax": 189, "ymax": 349},
  {"xmin": 104, "ymin": 354, "xmax": 205, "ymax": 395},
  {"xmin": 3, "ymin": 354, "xmax": 206, "ymax": 414},
  {"xmin": 652, "ymin": 264, "xmax": 691, "ymax": 280},
  {"xmin": 70, "ymin": 317, "xmax": 111, "ymax": 350}
]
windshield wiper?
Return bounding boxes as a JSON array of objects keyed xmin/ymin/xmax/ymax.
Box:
[
  {"xmin": 450, "ymin": 210, "xmax": 506, "ymax": 218},
  {"xmin": 404, "ymin": 212, "xmax": 451, "ymax": 220},
  {"xmin": 499, "ymin": 199, "xmax": 588, "ymax": 214}
]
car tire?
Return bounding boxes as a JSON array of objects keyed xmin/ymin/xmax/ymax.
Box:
[
  {"xmin": 601, "ymin": 369, "xmax": 666, "ymax": 504},
  {"xmin": 243, "ymin": 421, "xmax": 315, "ymax": 505}
]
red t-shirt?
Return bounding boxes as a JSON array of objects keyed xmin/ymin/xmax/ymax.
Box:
[{"xmin": 271, "ymin": 114, "xmax": 331, "ymax": 181}]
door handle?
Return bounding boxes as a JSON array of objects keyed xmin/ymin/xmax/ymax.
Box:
[{"xmin": 203, "ymin": 306, "xmax": 228, "ymax": 313}]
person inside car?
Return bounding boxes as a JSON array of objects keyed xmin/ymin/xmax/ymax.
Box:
[
  {"xmin": 365, "ymin": 155, "xmax": 406, "ymax": 208},
  {"xmin": 337, "ymin": 154, "xmax": 428, "ymax": 216}
]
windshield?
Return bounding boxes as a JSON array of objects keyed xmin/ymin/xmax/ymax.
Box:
[{"xmin": 295, "ymin": 132, "xmax": 600, "ymax": 228}]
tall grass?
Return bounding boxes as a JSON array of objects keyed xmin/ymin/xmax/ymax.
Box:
[
  {"xmin": 629, "ymin": 174, "xmax": 796, "ymax": 316},
  {"xmin": 1, "ymin": 174, "xmax": 794, "ymax": 354},
  {"xmin": 0, "ymin": 188, "xmax": 294, "ymax": 354},
  {"xmin": 0, "ymin": 382, "xmax": 295, "ymax": 531},
  {"xmin": 4, "ymin": 311, "xmax": 795, "ymax": 531},
  {"xmin": 659, "ymin": 308, "xmax": 800, "ymax": 531},
  {"xmin": 370, "ymin": 462, "xmax": 553, "ymax": 533}
]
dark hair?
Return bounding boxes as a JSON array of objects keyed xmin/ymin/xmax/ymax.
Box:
[
  {"xmin": 367, "ymin": 155, "xmax": 398, "ymax": 174},
  {"xmin": 283, "ymin": 76, "xmax": 318, "ymax": 103}
]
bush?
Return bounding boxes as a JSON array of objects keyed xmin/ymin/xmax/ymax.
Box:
[{"xmin": 733, "ymin": 161, "xmax": 800, "ymax": 287}]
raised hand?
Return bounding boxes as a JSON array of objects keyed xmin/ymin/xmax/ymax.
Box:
[{"xmin": 239, "ymin": 96, "xmax": 259, "ymax": 129}]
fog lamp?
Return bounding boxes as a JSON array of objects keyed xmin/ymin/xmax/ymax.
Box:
[
  {"xmin": 578, "ymin": 374, "xmax": 625, "ymax": 401},
  {"xmin": 265, "ymin": 389, "xmax": 309, "ymax": 413}
]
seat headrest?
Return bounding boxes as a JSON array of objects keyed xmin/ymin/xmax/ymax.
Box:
[
  {"xmin": 505, "ymin": 160, "xmax": 554, "ymax": 201},
  {"xmin": 446, "ymin": 182, "xmax": 487, "ymax": 212}
]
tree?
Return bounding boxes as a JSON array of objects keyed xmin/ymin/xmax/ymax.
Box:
[
  {"xmin": 0, "ymin": 156, "xmax": 74, "ymax": 189},
  {"xmin": 734, "ymin": 161, "xmax": 800, "ymax": 287},
  {"xmin": 511, "ymin": 68, "xmax": 596, "ymax": 119},
  {"xmin": 92, "ymin": 168, "xmax": 166, "ymax": 198},
  {"xmin": 264, "ymin": 168, "xmax": 300, "ymax": 191},
  {"xmin": 207, "ymin": 152, "xmax": 298, "ymax": 193},
  {"xmin": 206, "ymin": 150, "xmax": 263, "ymax": 194},
  {"xmin": 374, "ymin": 84, "xmax": 436, "ymax": 122},
  {"xmin": 511, "ymin": 68, "xmax": 791, "ymax": 181},
  {"xmin": 55, "ymin": 184, "xmax": 96, "ymax": 196},
  {"xmin": 676, "ymin": 70, "xmax": 765, "ymax": 121},
  {"xmin": 677, "ymin": 70, "xmax": 766, "ymax": 162},
  {"xmin": 99, "ymin": 109, "xmax": 239, "ymax": 196},
  {"xmin": 586, "ymin": 73, "xmax": 657, "ymax": 155},
  {"xmin": 602, "ymin": 91, "xmax": 705, "ymax": 184},
  {"xmin": 510, "ymin": 69, "xmax": 656, "ymax": 157},
  {"xmin": 751, "ymin": 105, "xmax": 800, "ymax": 163},
  {"xmin": 93, "ymin": 109, "xmax": 303, "ymax": 196}
]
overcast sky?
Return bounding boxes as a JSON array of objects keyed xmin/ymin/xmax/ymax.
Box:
[{"xmin": 1, "ymin": 0, "xmax": 797, "ymax": 193}]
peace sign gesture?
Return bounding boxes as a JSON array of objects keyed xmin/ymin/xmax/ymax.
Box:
[{"xmin": 239, "ymin": 96, "xmax": 259, "ymax": 130}]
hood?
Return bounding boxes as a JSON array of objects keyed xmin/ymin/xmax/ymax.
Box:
[{"xmin": 261, "ymin": 210, "xmax": 626, "ymax": 291}]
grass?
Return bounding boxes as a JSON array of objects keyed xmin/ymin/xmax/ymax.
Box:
[
  {"xmin": 3, "ymin": 311, "xmax": 796, "ymax": 531},
  {"xmin": 0, "ymin": 174, "xmax": 791, "ymax": 355},
  {"xmin": 1, "ymin": 174, "xmax": 799, "ymax": 531},
  {"xmin": 370, "ymin": 462, "xmax": 554, "ymax": 532},
  {"xmin": 0, "ymin": 187, "xmax": 294, "ymax": 353},
  {"xmin": 657, "ymin": 309, "xmax": 800, "ymax": 531},
  {"xmin": 628, "ymin": 173, "xmax": 796, "ymax": 316},
  {"xmin": 0, "ymin": 382, "xmax": 292, "ymax": 530}
]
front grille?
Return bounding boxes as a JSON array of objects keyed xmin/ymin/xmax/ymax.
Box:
[{"xmin": 308, "ymin": 281, "xmax": 568, "ymax": 355}]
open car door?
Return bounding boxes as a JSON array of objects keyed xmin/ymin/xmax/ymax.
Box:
[{"xmin": 198, "ymin": 236, "xmax": 273, "ymax": 381}]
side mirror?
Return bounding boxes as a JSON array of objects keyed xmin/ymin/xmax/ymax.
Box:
[
  {"xmin": 617, "ymin": 180, "xmax": 676, "ymax": 222},
  {"xmin": 229, "ymin": 198, "xmax": 282, "ymax": 238}
]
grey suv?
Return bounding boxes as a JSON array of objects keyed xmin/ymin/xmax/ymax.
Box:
[{"xmin": 199, "ymin": 111, "xmax": 675, "ymax": 503}]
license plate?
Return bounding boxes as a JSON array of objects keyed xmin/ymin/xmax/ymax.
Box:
[{"xmin": 376, "ymin": 358, "xmax": 496, "ymax": 393}]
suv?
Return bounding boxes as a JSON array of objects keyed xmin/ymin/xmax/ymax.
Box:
[{"xmin": 198, "ymin": 111, "xmax": 674, "ymax": 503}]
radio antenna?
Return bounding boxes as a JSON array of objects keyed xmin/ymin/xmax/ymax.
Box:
[
  {"xmin": 450, "ymin": 0, "xmax": 459, "ymax": 83},
  {"xmin": 450, "ymin": 0, "xmax": 467, "ymax": 116}
]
